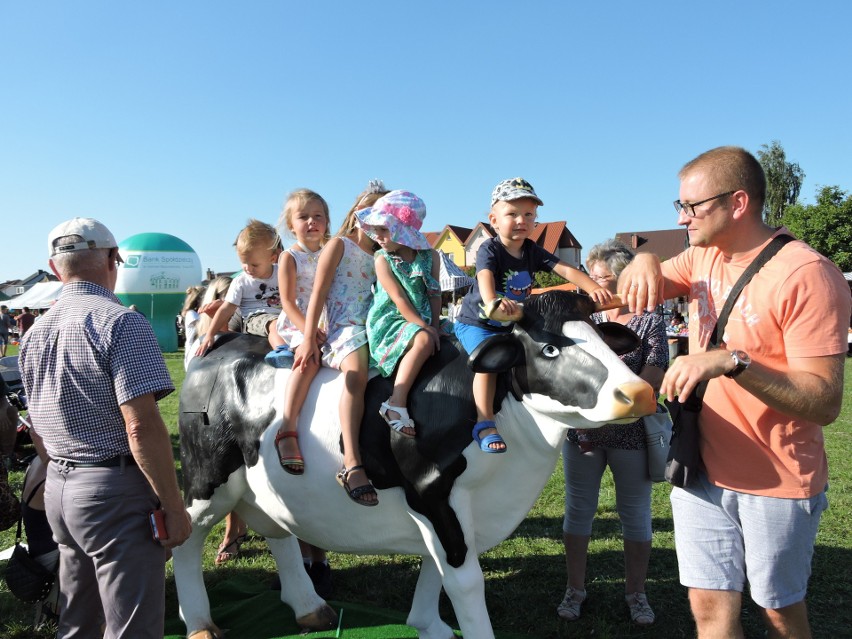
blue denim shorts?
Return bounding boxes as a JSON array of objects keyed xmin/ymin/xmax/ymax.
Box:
[
  {"xmin": 454, "ymin": 321, "xmax": 501, "ymax": 355},
  {"xmin": 670, "ymin": 473, "xmax": 827, "ymax": 609}
]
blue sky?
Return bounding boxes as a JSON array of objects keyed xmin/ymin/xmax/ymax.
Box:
[{"xmin": 3, "ymin": 1, "xmax": 851, "ymax": 280}]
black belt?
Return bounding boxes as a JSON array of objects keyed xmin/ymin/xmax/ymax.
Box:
[{"xmin": 55, "ymin": 455, "xmax": 136, "ymax": 469}]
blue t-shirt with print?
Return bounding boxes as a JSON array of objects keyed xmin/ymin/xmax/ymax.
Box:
[{"xmin": 456, "ymin": 237, "xmax": 559, "ymax": 332}]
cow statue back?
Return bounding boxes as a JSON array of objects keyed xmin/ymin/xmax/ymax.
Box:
[{"xmin": 173, "ymin": 290, "xmax": 656, "ymax": 639}]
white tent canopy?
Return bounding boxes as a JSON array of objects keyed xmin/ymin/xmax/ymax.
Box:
[
  {"xmin": 7, "ymin": 281, "xmax": 63, "ymax": 310},
  {"xmin": 438, "ymin": 252, "xmax": 473, "ymax": 292}
]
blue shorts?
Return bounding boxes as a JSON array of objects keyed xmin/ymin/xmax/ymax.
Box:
[
  {"xmin": 0, "ymin": 333, "xmax": 8, "ymax": 345},
  {"xmin": 454, "ymin": 322, "xmax": 502, "ymax": 355},
  {"xmin": 670, "ymin": 473, "xmax": 827, "ymax": 609}
]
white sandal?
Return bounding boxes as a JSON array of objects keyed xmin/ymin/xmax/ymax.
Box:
[{"xmin": 379, "ymin": 400, "xmax": 416, "ymax": 437}]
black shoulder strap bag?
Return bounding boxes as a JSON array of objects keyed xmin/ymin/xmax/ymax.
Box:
[
  {"xmin": 4, "ymin": 478, "xmax": 56, "ymax": 603},
  {"xmin": 664, "ymin": 233, "xmax": 793, "ymax": 488}
]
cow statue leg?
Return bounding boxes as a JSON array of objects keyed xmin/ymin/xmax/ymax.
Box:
[
  {"xmin": 408, "ymin": 511, "xmax": 495, "ymax": 639},
  {"xmin": 264, "ymin": 534, "xmax": 337, "ymax": 630},
  {"xmin": 407, "ymin": 553, "xmax": 457, "ymax": 639},
  {"xmin": 173, "ymin": 467, "xmax": 253, "ymax": 638}
]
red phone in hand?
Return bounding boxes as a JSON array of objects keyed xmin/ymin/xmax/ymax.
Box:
[{"xmin": 149, "ymin": 509, "xmax": 169, "ymax": 541}]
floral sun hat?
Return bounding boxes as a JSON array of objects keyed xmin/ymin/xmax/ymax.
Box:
[{"xmin": 355, "ymin": 190, "xmax": 431, "ymax": 250}]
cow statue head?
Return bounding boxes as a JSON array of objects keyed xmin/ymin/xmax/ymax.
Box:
[{"xmin": 469, "ymin": 291, "xmax": 657, "ymax": 429}]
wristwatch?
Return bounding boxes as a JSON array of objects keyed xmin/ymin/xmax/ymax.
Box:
[{"xmin": 724, "ymin": 349, "xmax": 751, "ymax": 379}]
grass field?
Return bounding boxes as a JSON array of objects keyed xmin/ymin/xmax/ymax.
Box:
[{"xmin": 2, "ymin": 348, "xmax": 851, "ymax": 638}]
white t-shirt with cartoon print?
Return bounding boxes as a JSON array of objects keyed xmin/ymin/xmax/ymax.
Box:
[{"xmin": 224, "ymin": 266, "xmax": 281, "ymax": 317}]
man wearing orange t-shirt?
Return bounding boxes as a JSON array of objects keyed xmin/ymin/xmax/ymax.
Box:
[{"xmin": 621, "ymin": 146, "xmax": 850, "ymax": 639}]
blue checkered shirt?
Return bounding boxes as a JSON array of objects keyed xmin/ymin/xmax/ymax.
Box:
[{"xmin": 19, "ymin": 281, "xmax": 174, "ymax": 463}]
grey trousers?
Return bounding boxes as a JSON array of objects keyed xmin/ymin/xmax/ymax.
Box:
[{"xmin": 45, "ymin": 460, "xmax": 167, "ymax": 639}]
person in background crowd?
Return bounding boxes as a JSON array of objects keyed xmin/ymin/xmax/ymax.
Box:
[
  {"xmin": 20, "ymin": 217, "xmax": 192, "ymax": 639},
  {"xmin": 0, "ymin": 305, "xmax": 15, "ymax": 356},
  {"xmin": 16, "ymin": 307, "xmax": 36, "ymax": 338},
  {"xmin": 620, "ymin": 146, "xmax": 851, "ymax": 638}
]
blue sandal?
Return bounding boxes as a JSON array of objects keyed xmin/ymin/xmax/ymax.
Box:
[
  {"xmin": 472, "ymin": 421, "xmax": 507, "ymax": 454},
  {"xmin": 265, "ymin": 345, "xmax": 294, "ymax": 368}
]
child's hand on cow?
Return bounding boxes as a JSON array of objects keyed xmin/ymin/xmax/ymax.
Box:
[
  {"xmin": 196, "ymin": 335, "xmax": 213, "ymax": 357},
  {"xmin": 587, "ymin": 287, "xmax": 614, "ymax": 305}
]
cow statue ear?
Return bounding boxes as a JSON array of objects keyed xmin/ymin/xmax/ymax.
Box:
[
  {"xmin": 467, "ymin": 333, "xmax": 524, "ymax": 373},
  {"xmin": 596, "ymin": 321, "xmax": 641, "ymax": 356}
]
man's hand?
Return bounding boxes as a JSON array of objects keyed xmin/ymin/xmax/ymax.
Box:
[
  {"xmin": 661, "ymin": 350, "xmax": 732, "ymax": 402},
  {"xmin": 619, "ymin": 253, "xmax": 665, "ymax": 313},
  {"xmin": 160, "ymin": 506, "xmax": 192, "ymax": 549}
]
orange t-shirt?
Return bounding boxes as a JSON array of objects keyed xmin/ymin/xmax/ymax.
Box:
[{"xmin": 663, "ymin": 230, "xmax": 851, "ymax": 497}]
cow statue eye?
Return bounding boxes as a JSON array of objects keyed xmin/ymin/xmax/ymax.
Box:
[{"xmin": 541, "ymin": 344, "xmax": 560, "ymax": 358}]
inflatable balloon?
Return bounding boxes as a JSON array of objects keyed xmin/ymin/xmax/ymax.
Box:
[{"xmin": 116, "ymin": 233, "xmax": 202, "ymax": 352}]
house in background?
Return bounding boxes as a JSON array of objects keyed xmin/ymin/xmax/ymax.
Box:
[
  {"xmin": 613, "ymin": 229, "xmax": 688, "ymax": 261},
  {"xmin": 0, "ymin": 269, "xmax": 56, "ymax": 299},
  {"xmin": 463, "ymin": 222, "xmax": 494, "ymax": 267},
  {"xmin": 530, "ymin": 221, "xmax": 582, "ymax": 269},
  {"xmin": 431, "ymin": 225, "xmax": 472, "ymax": 266}
]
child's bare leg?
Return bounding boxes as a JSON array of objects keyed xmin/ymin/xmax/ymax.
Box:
[
  {"xmin": 473, "ymin": 371, "xmax": 506, "ymax": 451},
  {"xmin": 275, "ymin": 358, "xmax": 319, "ymax": 473},
  {"xmin": 268, "ymin": 320, "xmax": 285, "ymax": 349},
  {"xmin": 338, "ymin": 346, "xmax": 376, "ymax": 505},
  {"xmin": 383, "ymin": 330, "xmax": 432, "ymax": 435}
]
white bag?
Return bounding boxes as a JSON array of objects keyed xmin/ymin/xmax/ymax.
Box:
[{"xmin": 644, "ymin": 406, "xmax": 673, "ymax": 482}]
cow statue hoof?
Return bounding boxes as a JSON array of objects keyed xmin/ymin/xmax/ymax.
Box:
[
  {"xmin": 187, "ymin": 626, "xmax": 225, "ymax": 639},
  {"xmin": 297, "ymin": 603, "xmax": 338, "ymax": 631}
]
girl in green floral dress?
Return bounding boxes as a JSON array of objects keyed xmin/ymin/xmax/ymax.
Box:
[{"xmin": 357, "ymin": 191, "xmax": 445, "ymax": 437}]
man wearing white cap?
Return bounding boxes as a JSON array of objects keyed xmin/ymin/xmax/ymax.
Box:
[{"xmin": 19, "ymin": 217, "xmax": 192, "ymax": 638}]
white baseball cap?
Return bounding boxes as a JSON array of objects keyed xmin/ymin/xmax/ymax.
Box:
[{"xmin": 48, "ymin": 217, "xmax": 117, "ymax": 257}]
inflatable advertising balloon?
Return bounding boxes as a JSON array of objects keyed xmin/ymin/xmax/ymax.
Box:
[{"xmin": 115, "ymin": 233, "xmax": 202, "ymax": 352}]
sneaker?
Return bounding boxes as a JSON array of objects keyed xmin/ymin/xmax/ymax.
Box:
[
  {"xmin": 556, "ymin": 586, "xmax": 586, "ymax": 621},
  {"xmin": 625, "ymin": 592, "xmax": 655, "ymax": 625}
]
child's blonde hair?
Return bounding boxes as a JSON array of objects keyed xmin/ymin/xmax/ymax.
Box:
[
  {"xmin": 197, "ymin": 275, "xmax": 233, "ymax": 335},
  {"xmin": 278, "ymin": 189, "xmax": 331, "ymax": 244},
  {"xmin": 234, "ymin": 219, "xmax": 282, "ymax": 255},
  {"xmin": 336, "ymin": 180, "xmax": 389, "ymax": 237},
  {"xmin": 181, "ymin": 285, "xmax": 205, "ymax": 316}
]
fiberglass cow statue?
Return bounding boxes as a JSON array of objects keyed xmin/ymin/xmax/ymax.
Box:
[{"xmin": 172, "ymin": 291, "xmax": 657, "ymax": 639}]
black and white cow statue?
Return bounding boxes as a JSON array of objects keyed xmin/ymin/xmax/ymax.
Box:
[{"xmin": 173, "ymin": 291, "xmax": 657, "ymax": 639}]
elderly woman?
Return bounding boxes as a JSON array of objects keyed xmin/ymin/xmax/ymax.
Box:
[{"xmin": 557, "ymin": 239, "xmax": 668, "ymax": 625}]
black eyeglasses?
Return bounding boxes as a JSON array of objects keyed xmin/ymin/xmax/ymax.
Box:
[{"xmin": 673, "ymin": 191, "xmax": 735, "ymax": 217}]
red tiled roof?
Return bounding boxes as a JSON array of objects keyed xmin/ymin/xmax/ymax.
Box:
[
  {"xmin": 424, "ymin": 231, "xmax": 440, "ymax": 247},
  {"xmin": 529, "ymin": 221, "xmax": 582, "ymax": 252},
  {"xmin": 614, "ymin": 229, "xmax": 688, "ymax": 261}
]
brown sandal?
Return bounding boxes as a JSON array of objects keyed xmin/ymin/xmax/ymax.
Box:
[
  {"xmin": 274, "ymin": 430, "xmax": 304, "ymax": 475},
  {"xmin": 215, "ymin": 533, "xmax": 247, "ymax": 565},
  {"xmin": 335, "ymin": 465, "xmax": 378, "ymax": 507}
]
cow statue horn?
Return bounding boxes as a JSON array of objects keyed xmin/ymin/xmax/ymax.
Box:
[
  {"xmin": 481, "ymin": 298, "xmax": 524, "ymax": 323},
  {"xmin": 593, "ymin": 293, "xmax": 626, "ymax": 312}
]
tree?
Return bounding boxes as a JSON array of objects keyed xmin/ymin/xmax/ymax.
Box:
[
  {"xmin": 757, "ymin": 140, "xmax": 805, "ymax": 226},
  {"xmin": 782, "ymin": 185, "xmax": 852, "ymax": 272}
]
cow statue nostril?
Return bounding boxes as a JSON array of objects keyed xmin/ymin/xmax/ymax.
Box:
[{"xmin": 610, "ymin": 381, "xmax": 657, "ymax": 420}]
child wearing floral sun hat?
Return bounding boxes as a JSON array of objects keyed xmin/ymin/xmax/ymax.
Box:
[{"xmin": 358, "ymin": 190, "xmax": 445, "ymax": 437}]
